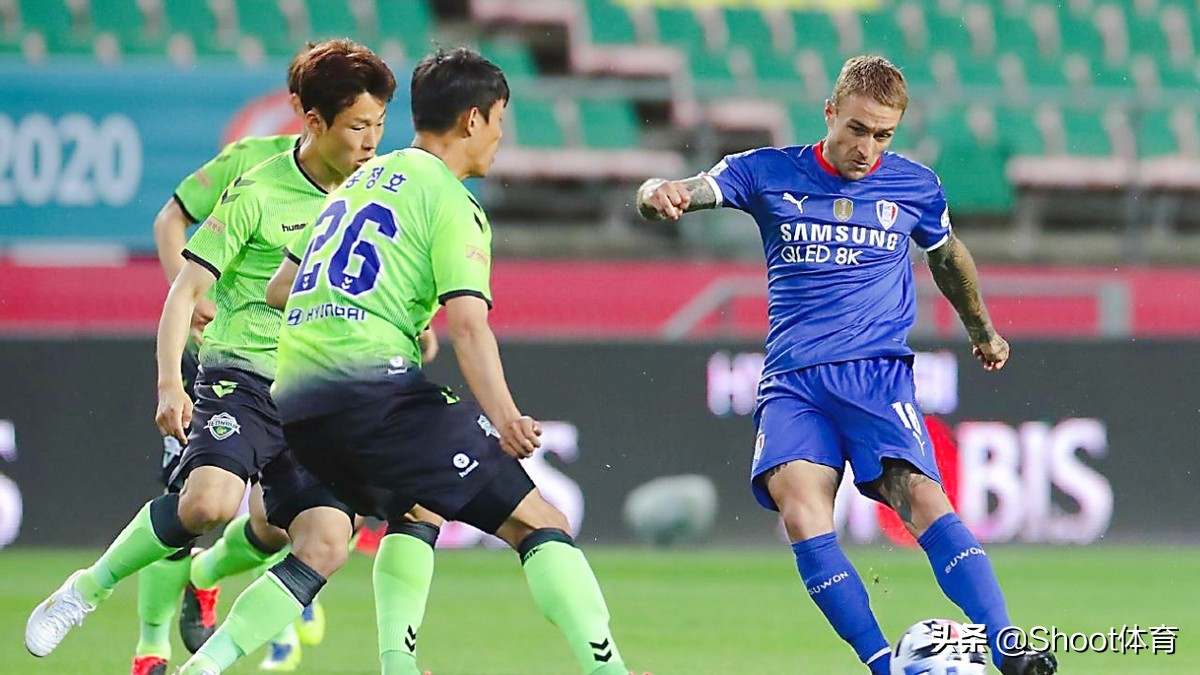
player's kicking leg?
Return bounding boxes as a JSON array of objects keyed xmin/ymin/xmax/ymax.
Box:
[
  {"xmin": 874, "ymin": 460, "xmax": 1057, "ymax": 675},
  {"xmin": 26, "ymin": 465, "xmax": 247, "ymax": 658}
]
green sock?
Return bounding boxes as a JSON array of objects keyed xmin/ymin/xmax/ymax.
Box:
[
  {"xmin": 75, "ymin": 501, "xmax": 177, "ymax": 605},
  {"xmin": 198, "ymin": 572, "xmax": 304, "ymax": 669},
  {"xmin": 190, "ymin": 514, "xmax": 276, "ymax": 589},
  {"xmin": 251, "ymin": 546, "xmax": 290, "ymax": 580},
  {"xmin": 374, "ymin": 533, "xmax": 435, "ymax": 675},
  {"xmin": 135, "ymin": 553, "xmax": 192, "ymax": 658},
  {"xmin": 521, "ymin": 540, "xmax": 626, "ymax": 675}
]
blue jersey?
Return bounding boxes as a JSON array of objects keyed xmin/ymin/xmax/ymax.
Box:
[{"xmin": 705, "ymin": 142, "xmax": 951, "ymax": 380}]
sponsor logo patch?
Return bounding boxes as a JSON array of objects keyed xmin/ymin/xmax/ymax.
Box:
[{"xmin": 833, "ymin": 198, "xmax": 854, "ymax": 222}]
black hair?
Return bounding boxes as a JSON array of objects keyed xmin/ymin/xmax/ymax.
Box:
[
  {"xmin": 410, "ymin": 47, "xmax": 509, "ymax": 133},
  {"xmin": 295, "ymin": 38, "xmax": 397, "ymax": 125}
]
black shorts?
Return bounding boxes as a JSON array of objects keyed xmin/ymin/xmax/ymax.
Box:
[
  {"xmin": 171, "ymin": 367, "xmax": 351, "ymax": 529},
  {"xmin": 282, "ymin": 372, "xmax": 534, "ymax": 534},
  {"xmin": 159, "ymin": 349, "xmax": 202, "ymax": 490}
]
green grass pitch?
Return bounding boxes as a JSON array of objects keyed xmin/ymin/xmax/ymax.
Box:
[{"xmin": 1, "ymin": 546, "xmax": 1196, "ymax": 674}]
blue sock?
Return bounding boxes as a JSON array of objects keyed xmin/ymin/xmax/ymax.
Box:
[
  {"xmin": 792, "ymin": 533, "xmax": 891, "ymax": 674},
  {"xmin": 918, "ymin": 514, "xmax": 1013, "ymax": 668}
]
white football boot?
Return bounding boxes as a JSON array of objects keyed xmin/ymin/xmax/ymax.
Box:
[{"xmin": 25, "ymin": 569, "xmax": 97, "ymax": 656}]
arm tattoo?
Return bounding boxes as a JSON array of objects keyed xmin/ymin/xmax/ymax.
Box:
[
  {"xmin": 636, "ymin": 176, "xmax": 718, "ymax": 221},
  {"xmin": 926, "ymin": 235, "xmax": 996, "ymax": 343}
]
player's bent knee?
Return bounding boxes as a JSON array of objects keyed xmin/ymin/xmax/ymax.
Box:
[
  {"xmin": 176, "ymin": 491, "xmax": 241, "ymax": 533},
  {"xmin": 290, "ymin": 533, "xmax": 349, "ymax": 578},
  {"xmin": 778, "ymin": 501, "xmax": 836, "ymax": 542},
  {"xmin": 386, "ymin": 519, "xmax": 441, "ymax": 547}
]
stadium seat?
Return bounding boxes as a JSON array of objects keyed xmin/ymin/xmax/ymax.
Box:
[
  {"xmin": 374, "ymin": 0, "xmax": 432, "ymax": 55},
  {"xmin": 578, "ymin": 99, "xmax": 640, "ymax": 149},
  {"xmin": 478, "ymin": 39, "xmax": 536, "ymax": 77},
  {"xmin": 585, "ymin": 0, "xmax": 637, "ymax": 45},
  {"xmin": 1135, "ymin": 107, "xmax": 1179, "ymax": 158},
  {"xmin": 1060, "ymin": 107, "xmax": 1114, "ymax": 156},
  {"xmin": 687, "ymin": 46, "xmax": 735, "ymax": 86},
  {"xmin": 923, "ymin": 10, "xmax": 972, "ymax": 56},
  {"xmin": 789, "ymin": 102, "xmax": 827, "ymax": 145},
  {"xmin": 509, "ymin": 98, "xmax": 566, "ymax": 148},
  {"xmin": 790, "ymin": 11, "xmax": 842, "ymax": 63},
  {"xmin": 88, "ymin": 0, "xmax": 159, "ymax": 53},
  {"xmin": 652, "ymin": 6, "xmax": 707, "ymax": 51},
  {"xmin": 995, "ymin": 106, "xmax": 1045, "ymax": 156},
  {"xmin": 163, "ymin": 1, "xmax": 231, "ymax": 56},
  {"xmin": 749, "ymin": 44, "xmax": 799, "ymax": 84},
  {"xmin": 234, "ymin": 0, "xmax": 295, "ymax": 57},
  {"xmin": 723, "ymin": 7, "xmax": 773, "ymax": 52},
  {"xmin": 305, "ymin": 0, "xmax": 359, "ymax": 41},
  {"xmin": 19, "ymin": 0, "xmax": 91, "ymax": 54},
  {"xmin": 859, "ymin": 10, "xmax": 910, "ymax": 56}
]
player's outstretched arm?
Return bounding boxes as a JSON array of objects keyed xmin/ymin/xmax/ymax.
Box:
[
  {"xmin": 154, "ymin": 197, "xmax": 217, "ymax": 342},
  {"xmin": 156, "ymin": 261, "xmax": 218, "ymax": 442},
  {"xmin": 635, "ymin": 176, "xmax": 718, "ymax": 221},
  {"xmin": 926, "ymin": 234, "xmax": 1009, "ymax": 371},
  {"xmin": 267, "ymin": 256, "xmax": 300, "ymax": 310},
  {"xmin": 444, "ymin": 296, "xmax": 541, "ymax": 458}
]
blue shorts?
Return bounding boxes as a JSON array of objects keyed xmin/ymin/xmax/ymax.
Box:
[{"xmin": 751, "ymin": 356, "xmax": 941, "ymax": 510}]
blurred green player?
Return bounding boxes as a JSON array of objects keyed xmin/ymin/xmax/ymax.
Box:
[
  {"xmin": 236, "ymin": 47, "xmax": 631, "ymax": 674},
  {"xmin": 24, "ymin": 39, "xmax": 439, "ymax": 675},
  {"xmin": 137, "ymin": 47, "xmax": 309, "ymax": 675}
]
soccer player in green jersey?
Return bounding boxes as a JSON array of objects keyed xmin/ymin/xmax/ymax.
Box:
[
  {"xmin": 130, "ymin": 45, "xmax": 309, "ymax": 675},
  {"xmin": 192, "ymin": 47, "xmax": 632, "ymax": 675},
  {"xmin": 25, "ymin": 40, "xmax": 409, "ymax": 673}
]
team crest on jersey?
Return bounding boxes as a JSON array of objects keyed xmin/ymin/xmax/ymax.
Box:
[
  {"xmin": 833, "ymin": 198, "xmax": 854, "ymax": 222},
  {"xmin": 205, "ymin": 412, "xmax": 241, "ymax": 441},
  {"xmin": 875, "ymin": 200, "xmax": 899, "ymax": 230}
]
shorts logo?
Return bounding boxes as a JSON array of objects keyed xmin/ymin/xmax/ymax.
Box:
[
  {"xmin": 387, "ymin": 356, "xmax": 409, "ymax": 376},
  {"xmin": 477, "ymin": 415, "xmax": 500, "ymax": 439},
  {"xmin": 205, "ymin": 412, "xmax": 241, "ymax": 441},
  {"xmin": 833, "ymin": 198, "xmax": 854, "ymax": 222},
  {"xmin": 753, "ymin": 432, "xmax": 766, "ymax": 464},
  {"xmin": 453, "ymin": 452, "xmax": 480, "ymax": 478},
  {"xmin": 212, "ymin": 380, "xmax": 238, "ymax": 397}
]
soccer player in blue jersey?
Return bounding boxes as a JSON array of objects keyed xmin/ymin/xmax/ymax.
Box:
[{"xmin": 636, "ymin": 56, "xmax": 1057, "ymax": 675}]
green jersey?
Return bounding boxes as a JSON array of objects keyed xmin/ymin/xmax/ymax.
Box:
[
  {"xmin": 183, "ymin": 148, "xmax": 327, "ymax": 378},
  {"xmin": 275, "ymin": 148, "xmax": 492, "ymax": 414},
  {"xmin": 174, "ymin": 134, "xmax": 301, "ymax": 223}
]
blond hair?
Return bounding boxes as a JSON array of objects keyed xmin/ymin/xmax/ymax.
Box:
[{"xmin": 830, "ymin": 55, "xmax": 908, "ymax": 112}]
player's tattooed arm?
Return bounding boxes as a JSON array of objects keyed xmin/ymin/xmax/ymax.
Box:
[
  {"xmin": 636, "ymin": 176, "xmax": 718, "ymax": 221},
  {"xmin": 926, "ymin": 234, "xmax": 1010, "ymax": 371}
]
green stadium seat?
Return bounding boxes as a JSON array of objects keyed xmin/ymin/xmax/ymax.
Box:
[
  {"xmin": 995, "ymin": 106, "xmax": 1045, "ymax": 155},
  {"xmin": 1057, "ymin": 12, "xmax": 1104, "ymax": 61},
  {"xmin": 653, "ymin": 6, "xmax": 706, "ymax": 51},
  {"xmin": 892, "ymin": 53, "xmax": 936, "ymax": 88},
  {"xmin": 19, "ymin": 0, "xmax": 91, "ymax": 54},
  {"xmin": 1060, "ymin": 107, "xmax": 1112, "ymax": 155},
  {"xmin": 748, "ymin": 42, "xmax": 798, "ymax": 83},
  {"xmin": 374, "ymin": 0, "xmax": 432, "ymax": 54},
  {"xmin": 791, "ymin": 11, "xmax": 842, "ymax": 62},
  {"xmin": 1089, "ymin": 58, "xmax": 1135, "ymax": 90},
  {"xmin": 478, "ymin": 39, "xmax": 536, "ymax": 77},
  {"xmin": 936, "ymin": 137, "xmax": 1014, "ymax": 212},
  {"xmin": 859, "ymin": 10, "xmax": 909, "ymax": 56},
  {"xmin": 306, "ymin": 0, "xmax": 359, "ymax": 40},
  {"xmin": 88, "ymin": 0, "xmax": 149, "ymax": 45},
  {"xmin": 924, "ymin": 11, "xmax": 972, "ymax": 56},
  {"xmin": 235, "ymin": 0, "xmax": 295, "ymax": 56},
  {"xmin": 955, "ymin": 55, "xmax": 1002, "ymax": 88},
  {"xmin": 1011, "ymin": 51, "xmax": 1068, "ymax": 89},
  {"xmin": 724, "ymin": 7, "xmax": 772, "ymax": 52},
  {"xmin": 585, "ymin": 0, "xmax": 636, "ymax": 44},
  {"xmin": 164, "ymin": 1, "xmax": 230, "ymax": 55},
  {"xmin": 578, "ymin": 99, "xmax": 640, "ymax": 149},
  {"xmin": 991, "ymin": 13, "xmax": 1039, "ymax": 58},
  {"xmin": 688, "ymin": 47, "xmax": 734, "ymax": 86},
  {"xmin": 510, "ymin": 98, "xmax": 565, "ymax": 148},
  {"xmin": 1135, "ymin": 107, "xmax": 1178, "ymax": 157},
  {"xmin": 790, "ymin": 103, "xmax": 827, "ymax": 145}
]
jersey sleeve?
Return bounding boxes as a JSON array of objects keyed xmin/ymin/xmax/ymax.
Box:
[
  {"xmin": 182, "ymin": 178, "xmax": 260, "ymax": 279},
  {"xmin": 912, "ymin": 177, "xmax": 952, "ymax": 251},
  {"xmin": 173, "ymin": 141, "xmax": 248, "ymax": 224},
  {"xmin": 702, "ymin": 149, "xmax": 761, "ymax": 212},
  {"xmin": 430, "ymin": 190, "xmax": 493, "ymax": 308}
]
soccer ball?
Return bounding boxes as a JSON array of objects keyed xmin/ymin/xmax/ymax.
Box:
[{"xmin": 891, "ymin": 619, "xmax": 988, "ymax": 675}]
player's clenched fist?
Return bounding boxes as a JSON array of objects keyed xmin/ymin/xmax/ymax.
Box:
[
  {"xmin": 971, "ymin": 333, "xmax": 1010, "ymax": 372},
  {"xmin": 637, "ymin": 179, "xmax": 690, "ymax": 221},
  {"xmin": 500, "ymin": 415, "xmax": 542, "ymax": 459},
  {"xmin": 156, "ymin": 384, "xmax": 193, "ymax": 444}
]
